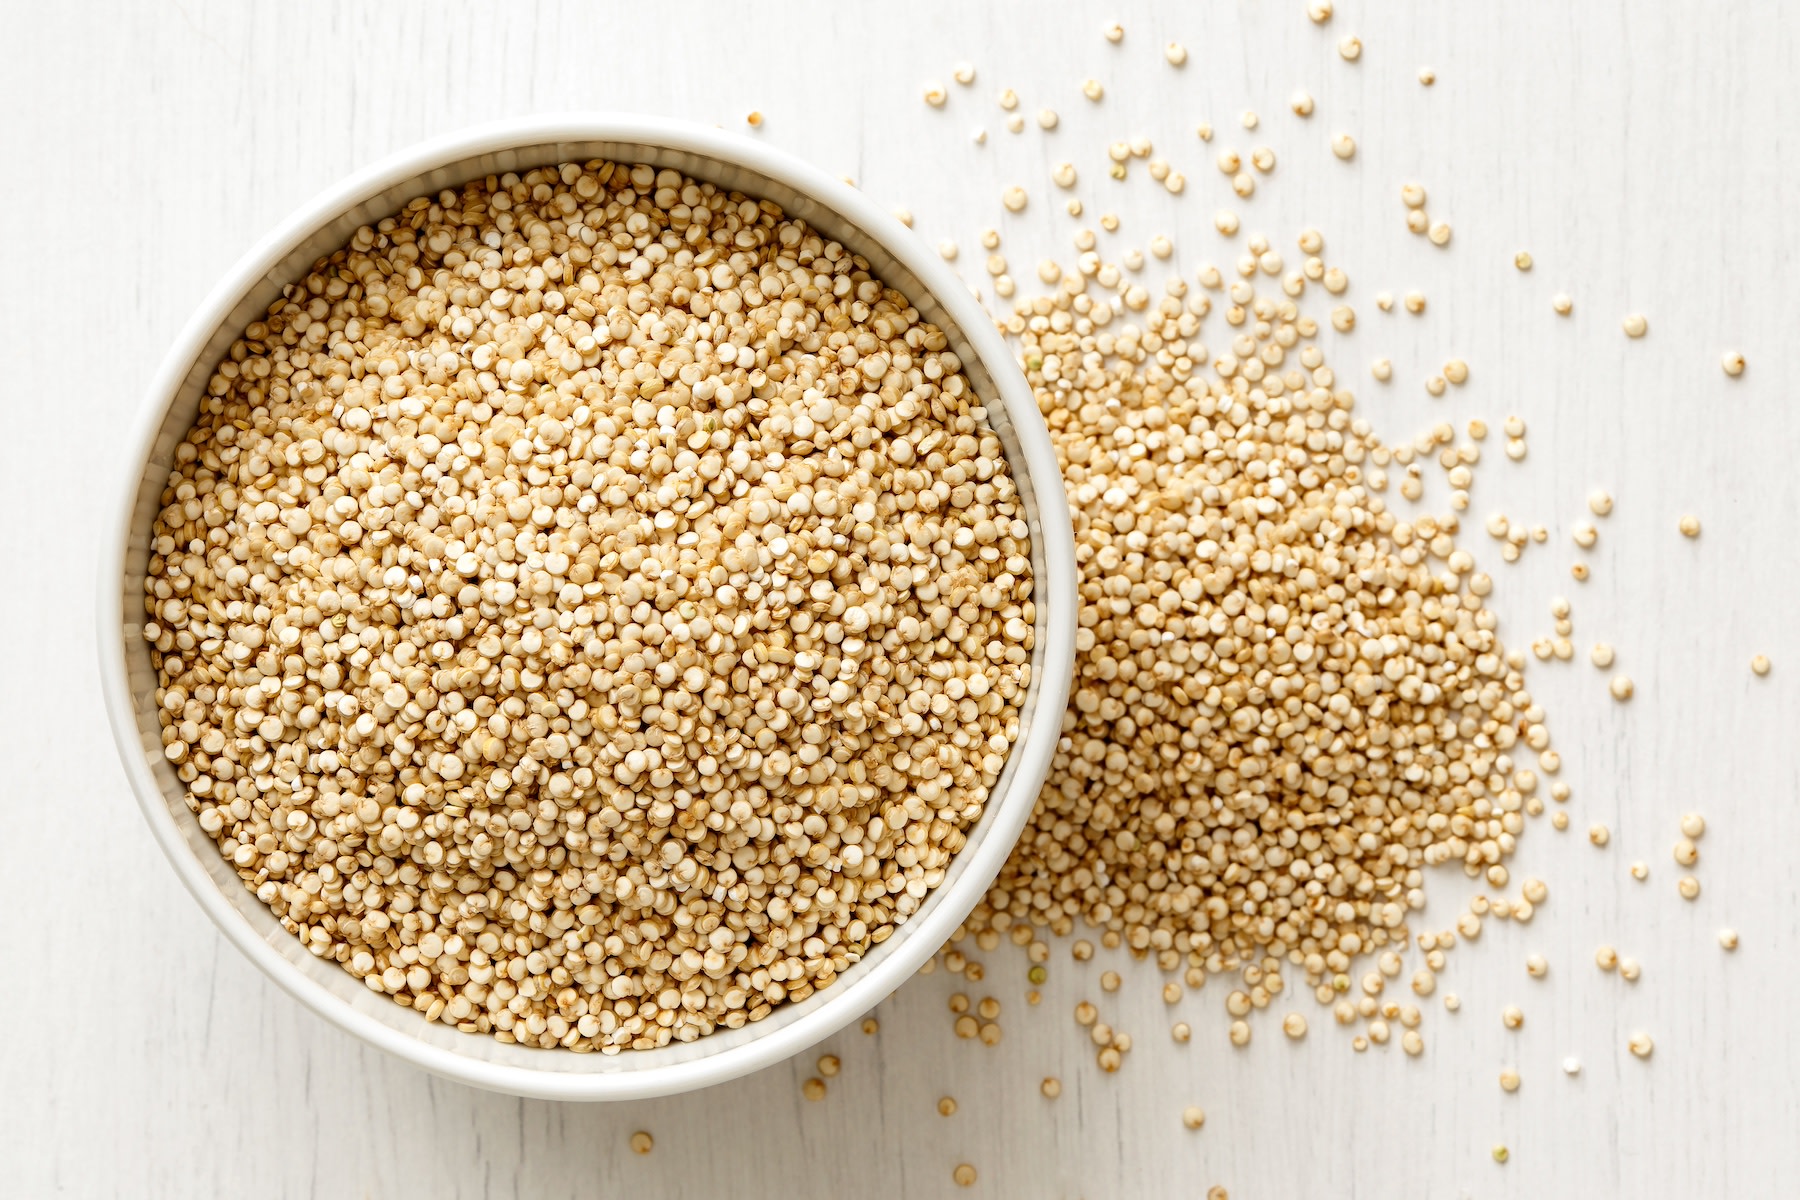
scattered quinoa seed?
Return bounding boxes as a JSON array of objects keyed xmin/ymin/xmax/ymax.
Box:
[
  {"xmin": 1500, "ymin": 1069, "xmax": 1520, "ymax": 1092},
  {"xmin": 1338, "ymin": 35, "xmax": 1362, "ymax": 60},
  {"xmin": 1331, "ymin": 132, "xmax": 1357, "ymax": 159},
  {"xmin": 1610, "ymin": 675, "xmax": 1634, "ymax": 701},
  {"xmin": 1418, "ymin": 66, "xmax": 1437, "ymax": 85},
  {"xmin": 1596, "ymin": 945, "xmax": 1619, "ymax": 971},
  {"xmin": 1172, "ymin": 1022, "xmax": 1192, "ymax": 1043},
  {"xmin": 1292, "ymin": 91, "xmax": 1315, "ymax": 116},
  {"xmin": 1629, "ymin": 1032, "xmax": 1654, "ymax": 1059},
  {"xmin": 953, "ymin": 1164, "xmax": 977, "ymax": 1188},
  {"xmin": 1166, "ymin": 42, "xmax": 1189, "ymax": 65},
  {"xmin": 938, "ymin": 1096, "xmax": 958, "ymax": 1117},
  {"xmin": 1514, "ymin": 251, "xmax": 1533, "ymax": 270},
  {"xmin": 817, "ymin": 1055, "xmax": 841, "ymax": 1078},
  {"xmin": 802, "ymin": 1078, "xmax": 827, "ymax": 1101},
  {"xmin": 924, "ymin": 82, "xmax": 948, "ymax": 107},
  {"xmin": 1752, "ymin": 654, "xmax": 1771, "ymax": 676},
  {"xmin": 1283, "ymin": 1013, "xmax": 1308, "ymax": 1039},
  {"xmin": 1308, "ymin": 0, "xmax": 1333, "ymax": 22},
  {"xmin": 1622, "ymin": 312, "xmax": 1648, "ymax": 338},
  {"xmin": 1679, "ymin": 514, "xmax": 1701, "ymax": 537},
  {"xmin": 1552, "ymin": 292, "xmax": 1573, "ymax": 315},
  {"xmin": 1183, "ymin": 1106, "xmax": 1207, "ymax": 1130},
  {"xmin": 1679, "ymin": 876, "xmax": 1701, "ymax": 900},
  {"xmin": 1722, "ymin": 351, "xmax": 1746, "ymax": 376},
  {"xmin": 1720, "ymin": 929, "xmax": 1739, "ymax": 950},
  {"xmin": 630, "ymin": 1132, "xmax": 654, "ymax": 1155},
  {"xmin": 1493, "ymin": 1145, "xmax": 1510, "ymax": 1164}
]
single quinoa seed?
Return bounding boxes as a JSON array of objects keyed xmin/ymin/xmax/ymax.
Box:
[
  {"xmin": 1183, "ymin": 1105, "xmax": 1207, "ymax": 1130},
  {"xmin": 146, "ymin": 159, "xmax": 1035, "ymax": 1055},
  {"xmin": 630, "ymin": 1132, "xmax": 654, "ymax": 1155}
]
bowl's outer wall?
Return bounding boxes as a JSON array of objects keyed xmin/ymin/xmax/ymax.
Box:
[{"xmin": 100, "ymin": 117, "xmax": 1077, "ymax": 1100}]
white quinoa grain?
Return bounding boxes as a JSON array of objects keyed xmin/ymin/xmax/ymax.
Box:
[
  {"xmin": 1339, "ymin": 35, "xmax": 1362, "ymax": 60},
  {"xmin": 1292, "ymin": 91, "xmax": 1315, "ymax": 116},
  {"xmin": 149, "ymin": 161, "xmax": 1034, "ymax": 1056},
  {"xmin": 1610, "ymin": 675, "xmax": 1634, "ymax": 701},
  {"xmin": 1752, "ymin": 654, "xmax": 1771, "ymax": 676},
  {"xmin": 1722, "ymin": 351, "xmax": 1746, "ymax": 376},
  {"xmin": 1331, "ymin": 132, "xmax": 1357, "ymax": 159},
  {"xmin": 1622, "ymin": 312, "xmax": 1648, "ymax": 338},
  {"xmin": 1719, "ymin": 929, "xmax": 1739, "ymax": 951}
]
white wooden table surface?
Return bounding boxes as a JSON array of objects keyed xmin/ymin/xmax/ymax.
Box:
[{"xmin": 7, "ymin": 1, "xmax": 1799, "ymax": 1196}]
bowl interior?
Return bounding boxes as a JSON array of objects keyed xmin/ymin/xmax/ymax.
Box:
[{"xmin": 112, "ymin": 127, "xmax": 1069, "ymax": 1096}]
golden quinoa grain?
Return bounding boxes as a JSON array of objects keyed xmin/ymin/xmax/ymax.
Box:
[{"xmin": 147, "ymin": 160, "xmax": 1035, "ymax": 1056}]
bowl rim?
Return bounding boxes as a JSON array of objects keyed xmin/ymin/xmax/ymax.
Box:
[{"xmin": 97, "ymin": 112, "xmax": 1076, "ymax": 1101}]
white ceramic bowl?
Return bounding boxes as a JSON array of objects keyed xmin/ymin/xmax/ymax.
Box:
[{"xmin": 99, "ymin": 114, "xmax": 1076, "ymax": 1101}]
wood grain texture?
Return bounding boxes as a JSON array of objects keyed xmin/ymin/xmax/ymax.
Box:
[{"xmin": 5, "ymin": 1, "xmax": 1798, "ymax": 1195}]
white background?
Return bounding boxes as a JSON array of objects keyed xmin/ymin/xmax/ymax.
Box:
[{"xmin": 6, "ymin": 1, "xmax": 1799, "ymax": 1196}]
